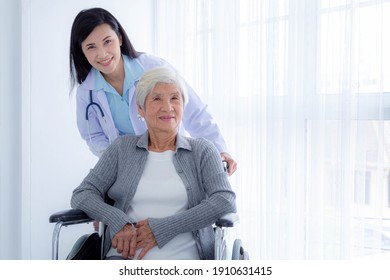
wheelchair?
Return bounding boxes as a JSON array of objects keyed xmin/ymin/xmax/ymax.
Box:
[
  {"xmin": 49, "ymin": 209, "xmax": 249, "ymax": 260},
  {"xmin": 49, "ymin": 161, "xmax": 248, "ymax": 260}
]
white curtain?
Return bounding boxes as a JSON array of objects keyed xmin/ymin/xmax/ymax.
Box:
[{"xmin": 153, "ymin": 0, "xmax": 390, "ymax": 259}]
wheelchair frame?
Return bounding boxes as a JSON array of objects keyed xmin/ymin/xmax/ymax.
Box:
[{"xmin": 49, "ymin": 209, "xmax": 245, "ymax": 260}]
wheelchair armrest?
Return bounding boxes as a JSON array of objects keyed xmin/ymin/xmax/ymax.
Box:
[
  {"xmin": 215, "ymin": 213, "xmax": 239, "ymax": 228},
  {"xmin": 49, "ymin": 209, "xmax": 93, "ymax": 225}
]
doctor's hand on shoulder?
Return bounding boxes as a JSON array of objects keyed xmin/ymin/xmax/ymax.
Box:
[{"xmin": 221, "ymin": 152, "xmax": 237, "ymax": 176}]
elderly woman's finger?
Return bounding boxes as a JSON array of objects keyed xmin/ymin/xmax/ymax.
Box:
[
  {"xmin": 137, "ymin": 242, "xmax": 155, "ymax": 260},
  {"xmin": 121, "ymin": 239, "xmax": 130, "ymax": 259},
  {"xmin": 129, "ymin": 232, "xmax": 137, "ymax": 259},
  {"xmin": 111, "ymin": 223, "xmax": 137, "ymax": 258}
]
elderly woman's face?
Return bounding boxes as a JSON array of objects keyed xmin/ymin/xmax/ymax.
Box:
[{"xmin": 139, "ymin": 82, "xmax": 184, "ymax": 135}]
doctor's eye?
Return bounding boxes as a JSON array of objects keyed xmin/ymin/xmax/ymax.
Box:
[{"xmin": 85, "ymin": 45, "xmax": 96, "ymax": 51}]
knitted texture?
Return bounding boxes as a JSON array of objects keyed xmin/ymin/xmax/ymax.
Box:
[{"xmin": 71, "ymin": 132, "xmax": 236, "ymax": 259}]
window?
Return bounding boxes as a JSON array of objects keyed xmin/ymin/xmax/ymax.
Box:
[{"xmin": 154, "ymin": 0, "xmax": 390, "ymax": 259}]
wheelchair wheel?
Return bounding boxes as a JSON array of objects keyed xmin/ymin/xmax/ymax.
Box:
[{"xmin": 231, "ymin": 239, "xmax": 243, "ymax": 260}]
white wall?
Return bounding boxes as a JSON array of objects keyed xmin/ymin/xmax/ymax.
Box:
[
  {"xmin": 0, "ymin": 0, "xmax": 153, "ymax": 260},
  {"xmin": 0, "ymin": 0, "xmax": 22, "ymax": 260}
]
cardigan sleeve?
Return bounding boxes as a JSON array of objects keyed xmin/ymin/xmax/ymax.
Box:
[{"xmin": 70, "ymin": 139, "xmax": 134, "ymax": 237}]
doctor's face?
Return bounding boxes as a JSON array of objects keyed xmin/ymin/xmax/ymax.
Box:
[
  {"xmin": 138, "ymin": 83, "xmax": 184, "ymax": 136},
  {"xmin": 81, "ymin": 23, "xmax": 123, "ymax": 76}
]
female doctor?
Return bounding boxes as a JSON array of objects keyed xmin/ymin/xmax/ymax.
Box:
[{"xmin": 69, "ymin": 7, "xmax": 237, "ymax": 175}]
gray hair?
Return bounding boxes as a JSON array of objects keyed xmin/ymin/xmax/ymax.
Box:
[{"xmin": 136, "ymin": 67, "xmax": 189, "ymax": 109}]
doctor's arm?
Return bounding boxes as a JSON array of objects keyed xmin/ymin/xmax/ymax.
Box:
[
  {"xmin": 181, "ymin": 84, "xmax": 237, "ymax": 175},
  {"xmin": 76, "ymin": 90, "xmax": 110, "ymax": 157}
]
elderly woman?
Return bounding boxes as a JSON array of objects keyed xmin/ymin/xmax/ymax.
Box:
[{"xmin": 71, "ymin": 67, "xmax": 236, "ymax": 260}]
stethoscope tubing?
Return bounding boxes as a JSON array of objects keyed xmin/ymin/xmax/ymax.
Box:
[
  {"xmin": 86, "ymin": 90, "xmax": 105, "ymax": 120},
  {"xmin": 85, "ymin": 90, "xmax": 112, "ymax": 151}
]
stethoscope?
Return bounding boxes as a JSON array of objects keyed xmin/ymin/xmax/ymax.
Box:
[
  {"xmin": 86, "ymin": 90, "xmax": 105, "ymax": 121},
  {"xmin": 85, "ymin": 90, "xmax": 112, "ymax": 152}
]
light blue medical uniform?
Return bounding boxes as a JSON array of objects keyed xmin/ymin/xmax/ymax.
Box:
[{"xmin": 94, "ymin": 58, "xmax": 143, "ymax": 136}]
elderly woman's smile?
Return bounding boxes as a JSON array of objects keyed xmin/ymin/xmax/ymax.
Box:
[
  {"xmin": 139, "ymin": 82, "xmax": 184, "ymax": 136},
  {"xmin": 159, "ymin": 115, "xmax": 176, "ymax": 121}
]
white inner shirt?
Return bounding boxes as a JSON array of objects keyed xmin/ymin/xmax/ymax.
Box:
[{"xmin": 106, "ymin": 150, "xmax": 199, "ymax": 260}]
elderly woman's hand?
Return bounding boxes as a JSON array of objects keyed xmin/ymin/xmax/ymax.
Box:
[
  {"xmin": 135, "ymin": 219, "xmax": 157, "ymax": 260},
  {"xmin": 220, "ymin": 152, "xmax": 237, "ymax": 176},
  {"xmin": 111, "ymin": 223, "xmax": 137, "ymax": 259}
]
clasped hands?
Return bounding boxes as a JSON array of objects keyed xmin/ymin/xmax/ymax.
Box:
[{"xmin": 111, "ymin": 219, "xmax": 157, "ymax": 260}]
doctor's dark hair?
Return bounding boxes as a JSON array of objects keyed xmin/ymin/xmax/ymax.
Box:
[{"xmin": 69, "ymin": 7, "xmax": 140, "ymax": 88}]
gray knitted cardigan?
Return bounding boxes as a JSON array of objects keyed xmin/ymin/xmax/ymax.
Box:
[{"xmin": 71, "ymin": 131, "xmax": 236, "ymax": 260}]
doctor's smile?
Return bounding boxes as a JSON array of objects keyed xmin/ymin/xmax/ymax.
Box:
[
  {"xmin": 98, "ymin": 57, "xmax": 114, "ymax": 67},
  {"xmin": 81, "ymin": 23, "xmax": 123, "ymax": 76}
]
